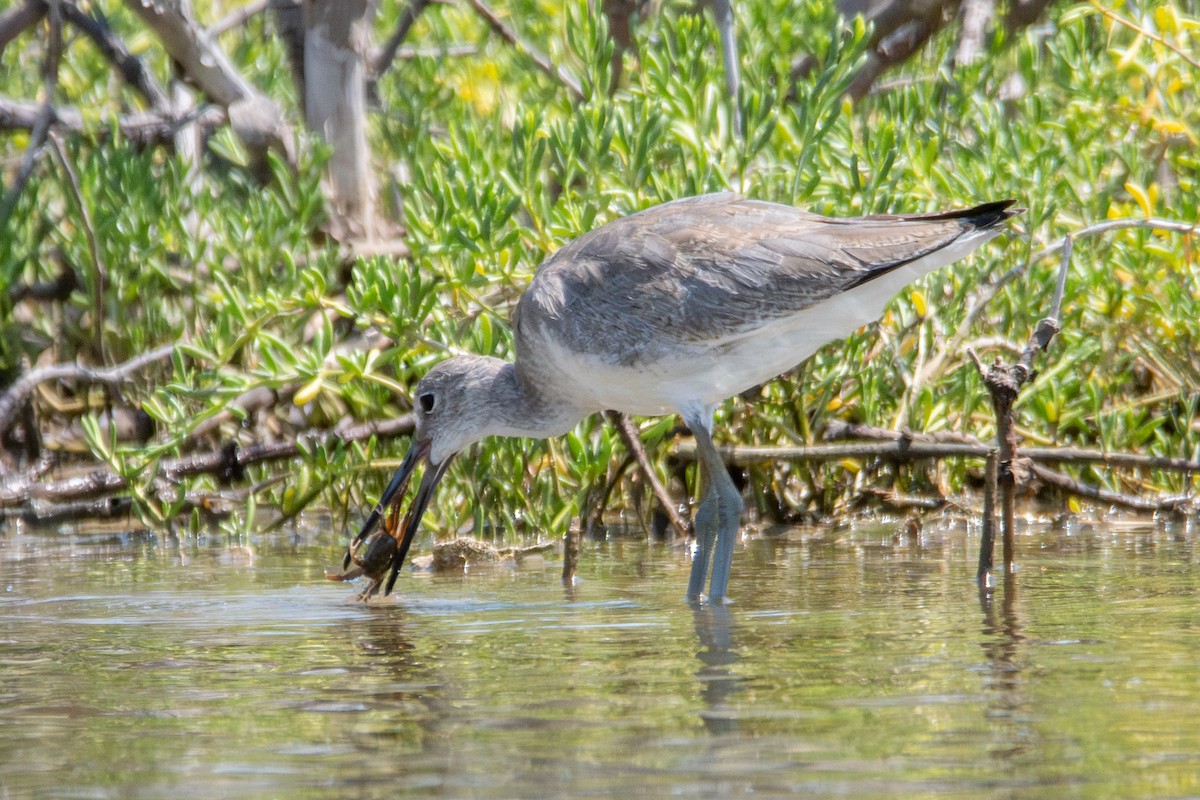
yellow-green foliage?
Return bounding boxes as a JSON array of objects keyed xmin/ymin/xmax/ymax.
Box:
[{"xmin": 1, "ymin": 0, "xmax": 1196, "ymax": 537}]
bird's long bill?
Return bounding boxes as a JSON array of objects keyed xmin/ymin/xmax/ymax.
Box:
[
  {"xmin": 344, "ymin": 442, "xmax": 425, "ymax": 567},
  {"xmin": 383, "ymin": 453, "xmax": 454, "ymax": 596}
]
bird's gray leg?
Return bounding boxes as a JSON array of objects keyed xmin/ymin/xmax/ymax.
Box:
[
  {"xmin": 683, "ymin": 410, "xmax": 743, "ymax": 603},
  {"xmin": 688, "ymin": 467, "xmax": 718, "ymax": 602},
  {"xmin": 710, "ymin": 0, "xmax": 743, "ymax": 141}
]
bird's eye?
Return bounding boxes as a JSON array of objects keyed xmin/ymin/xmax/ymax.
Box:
[{"xmin": 418, "ymin": 392, "xmax": 436, "ymax": 414}]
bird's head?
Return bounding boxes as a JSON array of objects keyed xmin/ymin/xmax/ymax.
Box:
[{"xmin": 343, "ymin": 356, "xmax": 509, "ymax": 596}]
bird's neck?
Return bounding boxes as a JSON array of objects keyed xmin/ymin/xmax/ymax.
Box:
[{"xmin": 488, "ymin": 360, "xmax": 588, "ymax": 440}]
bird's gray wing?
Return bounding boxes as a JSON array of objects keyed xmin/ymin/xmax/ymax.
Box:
[{"xmin": 517, "ymin": 193, "xmax": 1010, "ymax": 365}]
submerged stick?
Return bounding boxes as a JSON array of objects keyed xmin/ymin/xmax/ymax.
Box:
[
  {"xmin": 972, "ymin": 234, "xmax": 1074, "ymax": 575},
  {"xmin": 978, "ymin": 450, "xmax": 998, "ymax": 583}
]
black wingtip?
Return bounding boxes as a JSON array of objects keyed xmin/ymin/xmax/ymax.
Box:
[
  {"xmin": 957, "ymin": 199, "xmax": 1024, "ymax": 229},
  {"xmin": 880, "ymin": 200, "xmax": 1023, "ymax": 229}
]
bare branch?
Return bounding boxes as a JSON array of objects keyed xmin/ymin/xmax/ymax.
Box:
[
  {"xmin": 466, "ymin": 0, "xmax": 585, "ymax": 101},
  {"xmin": 0, "ymin": 0, "xmax": 60, "ymax": 233},
  {"xmin": 1089, "ymin": 0, "xmax": 1200, "ymax": 71},
  {"xmin": 1030, "ymin": 463, "xmax": 1192, "ymax": 514},
  {"xmin": 0, "ymin": 0, "xmax": 45, "ymax": 55},
  {"xmin": 953, "ymin": 0, "xmax": 994, "ymax": 68},
  {"xmin": 675, "ymin": 429, "xmax": 1200, "ymax": 475},
  {"xmin": 607, "ymin": 411, "xmax": 691, "ymax": 539},
  {"xmin": 919, "ymin": 216, "xmax": 1200, "ymax": 387},
  {"xmin": 371, "ymin": 0, "xmax": 434, "ymax": 79},
  {"xmin": 208, "ymin": 0, "xmax": 272, "ymax": 37},
  {"xmin": 60, "ymin": 0, "xmax": 169, "ymax": 108},
  {"xmin": 0, "ymin": 413, "xmax": 416, "ymax": 511},
  {"xmin": 0, "ymin": 96, "xmax": 227, "ymax": 145},
  {"xmin": 0, "ymin": 100, "xmax": 54, "ymax": 228},
  {"xmin": 675, "ymin": 419, "xmax": 1199, "ymax": 516},
  {"xmin": 123, "ymin": 0, "xmax": 293, "ymax": 168},
  {"xmin": 0, "ymin": 345, "xmax": 176, "ymax": 438},
  {"xmin": 825, "ymin": 419, "xmax": 1200, "ymax": 474}
]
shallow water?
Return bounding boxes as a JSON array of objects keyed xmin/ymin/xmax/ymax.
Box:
[{"xmin": 1, "ymin": 519, "xmax": 1198, "ymax": 799}]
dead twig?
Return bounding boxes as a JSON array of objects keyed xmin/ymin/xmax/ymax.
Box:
[
  {"xmin": 466, "ymin": 0, "xmax": 585, "ymax": 101},
  {"xmin": 919, "ymin": 217, "xmax": 1199, "ymax": 388},
  {"xmin": 0, "ymin": 0, "xmax": 45, "ymax": 55},
  {"xmin": 371, "ymin": 0, "xmax": 434, "ymax": 80},
  {"xmin": 123, "ymin": 0, "xmax": 294, "ymax": 171},
  {"xmin": 677, "ymin": 432, "xmax": 1200, "ymax": 475},
  {"xmin": 208, "ymin": 0, "xmax": 272, "ymax": 37},
  {"xmin": 972, "ymin": 236, "xmax": 1072, "ymax": 577},
  {"xmin": 0, "ymin": 345, "xmax": 175, "ymax": 439},
  {"xmin": 674, "ymin": 422, "xmax": 1198, "ymax": 517},
  {"xmin": 607, "ymin": 411, "xmax": 691, "ymax": 540},
  {"xmin": 0, "ymin": 414, "xmax": 415, "ymax": 513},
  {"xmin": 0, "ymin": 0, "xmax": 60, "ymax": 229},
  {"xmin": 1089, "ymin": 0, "xmax": 1200, "ymax": 71},
  {"xmin": 60, "ymin": 0, "xmax": 169, "ymax": 108},
  {"xmin": 0, "ymin": 96, "xmax": 227, "ymax": 146}
]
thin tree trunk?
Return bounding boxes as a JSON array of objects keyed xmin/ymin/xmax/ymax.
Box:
[{"xmin": 302, "ymin": 0, "xmax": 376, "ymax": 240}]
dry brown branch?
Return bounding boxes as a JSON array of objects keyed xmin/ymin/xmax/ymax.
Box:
[
  {"xmin": 676, "ymin": 431, "xmax": 1200, "ymax": 475},
  {"xmin": 1089, "ymin": 0, "xmax": 1200, "ymax": 71},
  {"xmin": 0, "ymin": 345, "xmax": 176, "ymax": 439},
  {"xmin": 675, "ymin": 438, "xmax": 991, "ymax": 464},
  {"xmin": 2, "ymin": 0, "xmax": 168, "ymax": 110},
  {"xmin": 123, "ymin": 0, "xmax": 293, "ymax": 170},
  {"xmin": 918, "ymin": 216, "xmax": 1200, "ymax": 388},
  {"xmin": 607, "ymin": 411, "xmax": 691, "ymax": 539},
  {"xmin": 0, "ymin": 414, "xmax": 415, "ymax": 515},
  {"xmin": 466, "ymin": 0, "xmax": 585, "ymax": 101},
  {"xmin": 59, "ymin": 0, "xmax": 169, "ymax": 108},
  {"xmin": 0, "ymin": 0, "xmax": 45, "ymax": 55},
  {"xmin": 1005, "ymin": 0, "xmax": 1057, "ymax": 29},
  {"xmin": 208, "ymin": 0, "xmax": 272, "ymax": 37},
  {"xmin": 371, "ymin": 0, "xmax": 434, "ymax": 79},
  {"xmin": 674, "ymin": 421, "xmax": 1197, "ymax": 517},
  {"xmin": 847, "ymin": 12, "xmax": 939, "ymax": 100},
  {"xmin": 0, "ymin": 1, "xmax": 60, "ymax": 229},
  {"xmin": 0, "ymin": 97, "xmax": 227, "ymax": 145},
  {"xmin": 1028, "ymin": 462, "xmax": 1192, "ymax": 514},
  {"xmin": 0, "ymin": 101, "xmax": 54, "ymax": 227}
]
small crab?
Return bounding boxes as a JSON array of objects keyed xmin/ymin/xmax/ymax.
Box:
[
  {"xmin": 325, "ymin": 502, "xmax": 402, "ymax": 601},
  {"xmin": 331, "ymin": 443, "xmax": 441, "ymax": 600}
]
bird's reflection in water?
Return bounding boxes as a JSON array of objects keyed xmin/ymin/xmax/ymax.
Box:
[{"xmin": 692, "ymin": 604, "xmax": 743, "ymax": 735}]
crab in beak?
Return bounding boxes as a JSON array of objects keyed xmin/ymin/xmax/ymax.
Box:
[{"xmin": 332, "ymin": 439, "xmax": 455, "ymax": 599}]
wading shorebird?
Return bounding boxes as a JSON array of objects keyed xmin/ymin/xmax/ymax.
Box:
[{"xmin": 341, "ymin": 192, "xmax": 1020, "ymax": 603}]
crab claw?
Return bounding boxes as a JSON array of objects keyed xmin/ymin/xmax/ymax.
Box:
[
  {"xmin": 343, "ymin": 439, "xmax": 453, "ymax": 597},
  {"xmin": 350, "ymin": 528, "xmax": 401, "ymax": 601}
]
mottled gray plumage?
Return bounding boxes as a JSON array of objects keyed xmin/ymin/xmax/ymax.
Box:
[
  {"xmin": 348, "ymin": 192, "xmax": 1020, "ymax": 603},
  {"xmin": 512, "ymin": 192, "xmax": 1017, "ymax": 419}
]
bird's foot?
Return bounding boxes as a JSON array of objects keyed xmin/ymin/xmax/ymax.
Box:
[{"xmin": 685, "ymin": 592, "xmax": 734, "ymax": 607}]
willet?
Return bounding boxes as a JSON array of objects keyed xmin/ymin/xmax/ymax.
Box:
[{"xmin": 345, "ymin": 192, "xmax": 1020, "ymax": 603}]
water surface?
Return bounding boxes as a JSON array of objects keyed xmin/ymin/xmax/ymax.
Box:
[{"xmin": 1, "ymin": 520, "xmax": 1198, "ymax": 798}]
